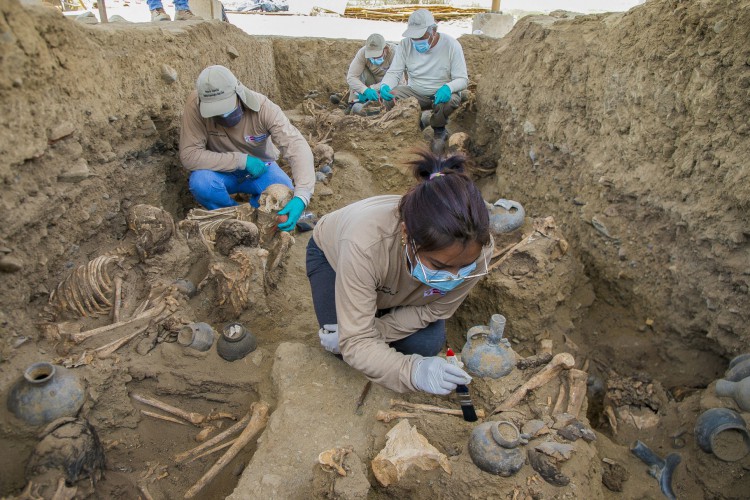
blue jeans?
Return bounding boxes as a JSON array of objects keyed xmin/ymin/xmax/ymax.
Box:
[
  {"xmin": 188, "ymin": 162, "xmax": 293, "ymax": 210},
  {"xmin": 148, "ymin": 0, "xmax": 188, "ymax": 10},
  {"xmin": 305, "ymin": 237, "xmax": 446, "ymax": 356}
]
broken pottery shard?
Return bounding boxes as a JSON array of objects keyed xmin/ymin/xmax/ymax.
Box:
[
  {"xmin": 535, "ymin": 441, "xmax": 576, "ymax": 461},
  {"xmin": 161, "ymin": 64, "xmax": 178, "ymax": 83},
  {"xmin": 58, "ymin": 158, "xmax": 90, "ymax": 183},
  {"xmin": 371, "ymin": 419, "xmax": 451, "ymax": 487},
  {"xmin": 227, "ymin": 45, "xmax": 240, "ymax": 59},
  {"xmin": 528, "ymin": 448, "xmax": 569, "ymax": 487},
  {"xmin": 522, "ymin": 419, "xmax": 550, "ymax": 438},
  {"xmin": 557, "ymin": 421, "xmax": 596, "ymax": 443}
]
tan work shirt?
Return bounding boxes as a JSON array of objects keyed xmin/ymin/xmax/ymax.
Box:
[
  {"xmin": 179, "ymin": 89, "xmax": 315, "ymax": 205},
  {"xmin": 346, "ymin": 43, "xmax": 401, "ymax": 99},
  {"xmin": 313, "ymin": 195, "xmax": 492, "ymax": 392}
]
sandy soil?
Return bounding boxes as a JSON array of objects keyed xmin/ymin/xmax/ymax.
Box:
[{"xmin": 1, "ymin": 0, "xmax": 749, "ymax": 498}]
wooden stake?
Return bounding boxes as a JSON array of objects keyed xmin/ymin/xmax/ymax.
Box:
[
  {"xmin": 174, "ymin": 412, "xmax": 251, "ymax": 463},
  {"xmin": 183, "ymin": 401, "xmax": 269, "ymax": 499}
]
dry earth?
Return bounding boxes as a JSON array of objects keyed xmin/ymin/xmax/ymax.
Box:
[{"xmin": 0, "ymin": 0, "xmax": 749, "ymax": 498}]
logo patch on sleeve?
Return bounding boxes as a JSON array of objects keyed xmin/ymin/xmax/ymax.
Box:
[
  {"xmin": 424, "ymin": 288, "xmax": 446, "ymax": 297},
  {"xmin": 245, "ymin": 134, "xmax": 268, "ymax": 143}
]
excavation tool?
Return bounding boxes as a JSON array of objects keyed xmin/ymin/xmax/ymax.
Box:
[
  {"xmin": 446, "ymin": 348, "xmax": 478, "ymax": 422},
  {"xmin": 630, "ymin": 440, "xmax": 680, "ymax": 500},
  {"xmin": 354, "ymin": 381, "xmax": 372, "ymax": 415}
]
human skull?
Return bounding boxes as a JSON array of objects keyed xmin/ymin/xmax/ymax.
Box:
[{"xmin": 258, "ymin": 184, "xmax": 293, "ymax": 213}]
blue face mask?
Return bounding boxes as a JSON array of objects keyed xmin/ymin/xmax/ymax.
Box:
[
  {"xmin": 369, "ymin": 56, "xmax": 385, "ymax": 66},
  {"xmin": 405, "ymin": 242, "xmax": 478, "ymax": 293},
  {"xmin": 411, "ymin": 29, "xmax": 433, "ymax": 54},
  {"xmin": 215, "ymin": 104, "xmax": 243, "ymax": 128}
]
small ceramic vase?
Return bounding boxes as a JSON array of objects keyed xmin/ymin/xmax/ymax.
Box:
[
  {"xmin": 468, "ymin": 421, "xmax": 526, "ymax": 476},
  {"xmin": 695, "ymin": 407, "xmax": 750, "ymax": 462},
  {"xmin": 716, "ymin": 378, "xmax": 750, "ymax": 412},
  {"xmin": 177, "ymin": 322, "xmax": 215, "ymax": 352},
  {"xmin": 462, "ymin": 314, "xmax": 516, "ymax": 379},
  {"xmin": 217, "ymin": 322, "xmax": 257, "ymax": 361}
]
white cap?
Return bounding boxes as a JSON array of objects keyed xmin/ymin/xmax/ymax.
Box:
[
  {"xmin": 402, "ymin": 9, "xmax": 436, "ymax": 38},
  {"xmin": 196, "ymin": 65, "xmax": 261, "ymax": 118},
  {"xmin": 364, "ymin": 33, "xmax": 386, "ymax": 58}
]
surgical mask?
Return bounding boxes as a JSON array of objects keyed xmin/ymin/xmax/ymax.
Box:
[
  {"xmin": 215, "ymin": 104, "xmax": 243, "ymax": 128},
  {"xmin": 369, "ymin": 56, "xmax": 385, "ymax": 66},
  {"xmin": 411, "ymin": 29, "xmax": 433, "ymax": 54},
  {"xmin": 405, "ymin": 240, "xmax": 485, "ymax": 293}
]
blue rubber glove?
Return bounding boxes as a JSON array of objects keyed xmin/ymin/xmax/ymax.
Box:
[
  {"xmin": 411, "ymin": 356, "xmax": 472, "ymax": 395},
  {"xmin": 245, "ymin": 156, "xmax": 268, "ymax": 179},
  {"xmin": 318, "ymin": 324, "xmax": 340, "ymax": 354},
  {"xmin": 434, "ymin": 84, "xmax": 452, "ymax": 105},
  {"xmin": 379, "ymin": 84, "xmax": 394, "ymax": 101},
  {"xmin": 277, "ymin": 196, "xmax": 305, "ymax": 232},
  {"xmin": 360, "ymin": 88, "xmax": 379, "ymax": 102}
]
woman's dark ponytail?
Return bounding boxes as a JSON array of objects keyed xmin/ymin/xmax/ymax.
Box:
[{"xmin": 398, "ymin": 149, "xmax": 490, "ymax": 252}]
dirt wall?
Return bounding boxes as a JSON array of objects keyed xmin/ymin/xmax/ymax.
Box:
[{"xmin": 470, "ymin": 0, "xmax": 750, "ymax": 355}]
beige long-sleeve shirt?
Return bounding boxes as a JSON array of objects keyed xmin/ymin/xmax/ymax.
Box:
[
  {"xmin": 346, "ymin": 42, "xmax": 399, "ymax": 97},
  {"xmin": 313, "ymin": 195, "xmax": 492, "ymax": 392},
  {"xmin": 179, "ymin": 89, "xmax": 315, "ymax": 205}
]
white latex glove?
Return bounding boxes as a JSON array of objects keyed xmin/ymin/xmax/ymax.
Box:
[
  {"xmin": 318, "ymin": 324, "xmax": 340, "ymax": 354},
  {"xmin": 411, "ymin": 356, "xmax": 472, "ymax": 395}
]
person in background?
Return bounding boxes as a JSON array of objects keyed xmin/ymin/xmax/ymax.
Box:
[
  {"xmin": 179, "ymin": 65, "xmax": 315, "ymax": 232},
  {"xmin": 149, "ymin": 0, "xmax": 202, "ymax": 21},
  {"xmin": 342, "ymin": 33, "xmax": 400, "ymax": 115},
  {"xmin": 378, "ymin": 8, "xmax": 468, "ymax": 145},
  {"xmin": 306, "ymin": 150, "xmax": 492, "ymax": 394}
]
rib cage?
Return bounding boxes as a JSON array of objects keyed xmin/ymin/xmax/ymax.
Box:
[{"xmin": 49, "ymin": 255, "xmax": 122, "ymax": 317}]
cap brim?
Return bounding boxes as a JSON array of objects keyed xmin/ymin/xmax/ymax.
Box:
[
  {"xmin": 364, "ymin": 47, "xmax": 384, "ymax": 58},
  {"xmin": 199, "ymin": 94, "xmax": 237, "ymax": 118},
  {"xmin": 237, "ymin": 86, "xmax": 261, "ymax": 112},
  {"xmin": 402, "ymin": 26, "xmax": 427, "ymax": 38}
]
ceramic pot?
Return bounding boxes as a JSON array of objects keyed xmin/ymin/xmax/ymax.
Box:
[
  {"xmin": 7, "ymin": 362, "xmax": 86, "ymax": 426},
  {"xmin": 695, "ymin": 407, "xmax": 750, "ymax": 462},
  {"xmin": 716, "ymin": 378, "xmax": 750, "ymax": 411},
  {"xmin": 462, "ymin": 314, "xmax": 516, "ymax": 379},
  {"xmin": 725, "ymin": 354, "xmax": 750, "ymax": 382},
  {"xmin": 488, "ymin": 199, "xmax": 526, "ymax": 235},
  {"xmin": 217, "ymin": 322, "xmax": 257, "ymax": 361},
  {"xmin": 468, "ymin": 421, "xmax": 525, "ymax": 476},
  {"xmin": 177, "ymin": 322, "xmax": 215, "ymax": 352}
]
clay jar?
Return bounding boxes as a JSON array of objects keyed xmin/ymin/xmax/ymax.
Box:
[
  {"xmin": 7, "ymin": 362, "xmax": 86, "ymax": 426},
  {"xmin": 468, "ymin": 421, "xmax": 525, "ymax": 476},
  {"xmin": 695, "ymin": 407, "xmax": 750, "ymax": 462},
  {"xmin": 715, "ymin": 378, "xmax": 750, "ymax": 412},
  {"xmin": 724, "ymin": 353, "xmax": 750, "ymax": 382},
  {"xmin": 177, "ymin": 322, "xmax": 215, "ymax": 352},
  {"xmin": 462, "ymin": 314, "xmax": 516, "ymax": 379},
  {"xmin": 217, "ymin": 322, "xmax": 257, "ymax": 361}
]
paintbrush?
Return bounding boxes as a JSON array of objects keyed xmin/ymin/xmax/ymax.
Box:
[{"xmin": 446, "ymin": 348, "xmax": 478, "ymax": 422}]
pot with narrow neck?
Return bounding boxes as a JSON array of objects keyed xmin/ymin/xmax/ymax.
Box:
[
  {"xmin": 7, "ymin": 362, "xmax": 86, "ymax": 426},
  {"xmin": 462, "ymin": 314, "xmax": 516, "ymax": 378},
  {"xmin": 716, "ymin": 378, "xmax": 750, "ymax": 412}
]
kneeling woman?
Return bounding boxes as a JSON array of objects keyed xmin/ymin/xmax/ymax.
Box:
[{"xmin": 306, "ymin": 150, "xmax": 492, "ymax": 395}]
